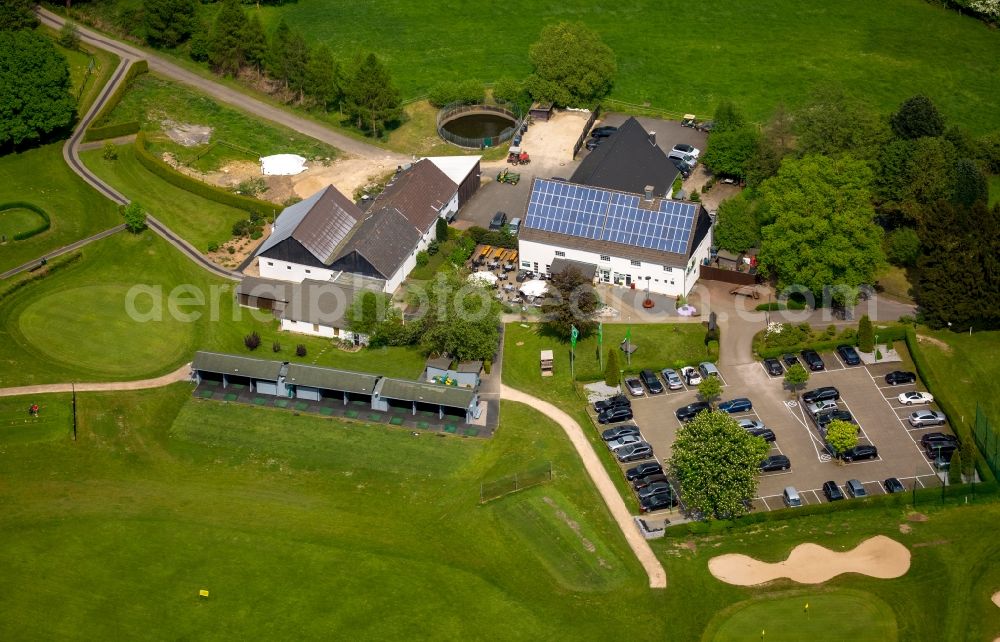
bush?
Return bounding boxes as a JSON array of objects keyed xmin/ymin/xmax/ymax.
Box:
[
  {"xmin": 250, "ymin": 229, "xmax": 263, "ymax": 240},
  {"xmin": 604, "ymin": 347, "xmax": 620, "ymax": 386},
  {"xmin": 272, "ymin": 341, "xmax": 281, "ymax": 353},
  {"xmin": 121, "ymin": 202, "xmax": 147, "ymax": 233},
  {"xmin": 706, "ymin": 339, "xmax": 720, "ymax": 360},
  {"xmin": 429, "ymin": 80, "xmax": 484, "ymax": 107},
  {"xmin": 426, "ymin": 240, "xmax": 440, "ymax": 256},
  {"xmin": 296, "ymin": 344, "xmax": 307, "ymax": 357},
  {"xmin": 949, "ymin": 449, "xmax": 964, "ymax": 485},
  {"xmin": 57, "ymin": 21, "xmax": 80, "ymax": 50},
  {"xmin": 822, "ymin": 324, "xmax": 837, "ymax": 339},
  {"xmin": 467, "ymin": 226, "xmax": 517, "ymax": 249},
  {"xmin": 886, "ymin": 227, "xmax": 921, "ymax": 266},
  {"xmin": 483, "ymin": 359, "xmax": 492, "ymax": 375},
  {"xmin": 244, "ymin": 332, "xmax": 261, "ymax": 351},
  {"xmin": 415, "ymin": 251, "xmax": 430, "ymax": 268},
  {"xmin": 449, "ymin": 235, "xmax": 476, "ymax": 264},
  {"xmin": 102, "ymin": 142, "xmax": 119, "ymax": 161},
  {"xmin": 436, "ymin": 217, "xmax": 449, "ymax": 242},
  {"xmin": 492, "ymin": 77, "xmax": 530, "ymax": 110}
]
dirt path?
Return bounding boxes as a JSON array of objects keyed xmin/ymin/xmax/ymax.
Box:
[
  {"xmin": 500, "ymin": 385, "xmax": 667, "ymax": 589},
  {"xmin": 0, "ymin": 364, "xmax": 191, "ymax": 398}
]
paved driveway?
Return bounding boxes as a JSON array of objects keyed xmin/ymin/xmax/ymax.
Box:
[{"xmin": 594, "ymin": 112, "xmax": 708, "ymax": 157}]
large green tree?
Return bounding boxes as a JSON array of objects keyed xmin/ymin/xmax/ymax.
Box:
[
  {"xmin": 794, "ymin": 87, "xmax": 887, "ymax": 158},
  {"xmin": 242, "ymin": 14, "xmax": 268, "ymax": 73},
  {"xmin": 668, "ymin": 411, "xmax": 769, "ymax": 520},
  {"xmin": 526, "ymin": 21, "xmax": 616, "ymax": 106},
  {"xmin": 701, "ymin": 127, "xmax": 759, "ymax": 180},
  {"xmin": 267, "ymin": 19, "xmax": 309, "ymax": 97},
  {"xmin": 757, "ymin": 155, "xmax": 885, "ymax": 301},
  {"xmin": 342, "ymin": 53, "xmax": 400, "ymax": 137},
  {"xmin": 346, "ymin": 291, "xmax": 394, "ymax": 337},
  {"xmin": 407, "ymin": 271, "xmax": 501, "ymax": 362},
  {"xmin": 713, "ymin": 192, "xmax": 761, "ymax": 253},
  {"xmin": 0, "ymin": 30, "xmax": 76, "ymax": 149},
  {"xmin": 0, "ymin": 0, "xmax": 38, "ymax": 32},
  {"xmin": 304, "ymin": 43, "xmax": 341, "ymax": 111},
  {"xmin": 541, "ymin": 266, "xmax": 600, "ymax": 339},
  {"xmin": 143, "ymin": 0, "xmax": 197, "ymax": 48},
  {"xmin": 890, "ymin": 94, "xmax": 945, "ymax": 140},
  {"xmin": 826, "ymin": 419, "xmax": 859, "ymax": 458},
  {"xmin": 207, "ymin": 0, "xmax": 248, "ymax": 76}
]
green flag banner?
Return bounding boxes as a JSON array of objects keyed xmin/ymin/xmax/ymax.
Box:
[
  {"xmin": 625, "ymin": 327, "xmax": 631, "ymax": 343},
  {"xmin": 571, "ymin": 325, "xmax": 579, "ymax": 349},
  {"xmin": 598, "ymin": 322, "xmax": 603, "ymax": 345}
]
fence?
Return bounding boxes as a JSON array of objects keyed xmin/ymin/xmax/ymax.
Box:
[
  {"xmin": 698, "ymin": 264, "xmax": 757, "ymax": 286},
  {"xmin": 602, "ymin": 98, "xmax": 702, "ymax": 121},
  {"xmin": 572, "ymin": 104, "xmax": 601, "ymax": 159},
  {"xmin": 437, "ymin": 102, "xmax": 524, "ymax": 149},
  {"xmin": 480, "ymin": 462, "xmax": 553, "ymax": 503},
  {"xmin": 974, "ymin": 404, "xmax": 1000, "ymax": 479}
]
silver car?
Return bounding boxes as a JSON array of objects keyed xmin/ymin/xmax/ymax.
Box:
[
  {"xmin": 660, "ymin": 368, "xmax": 684, "ymax": 390},
  {"xmin": 738, "ymin": 419, "xmax": 765, "ymax": 431},
  {"xmin": 908, "ymin": 410, "xmax": 946, "ymax": 427},
  {"xmin": 625, "ymin": 378, "xmax": 645, "ymax": 396},
  {"xmin": 806, "ymin": 399, "xmax": 839, "ymax": 416},
  {"xmin": 698, "ymin": 362, "xmax": 721, "ymax": 379},
  {"xmin": 607, "ymin": 434, "xmax": 643, "ymax": 452}
]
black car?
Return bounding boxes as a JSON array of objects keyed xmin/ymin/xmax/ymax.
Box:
[
  {"xmin": 920, "ymin": 432, "xmax": 959, "ymax": 448},
  {"xmin": 836, "ymin": 344, "xmax": 861, "ymax": 366},
  {"xmin": 885, "ymin": 370, "xmax": 917, "ymax": 386},
  {"xmin": 639, "ymin": 369, "xmax": 664, "ymax": 395},
  {"xmin": 763, "ymin": 358, "xmax": 784, "ymax": 377},
  {"xmin": 632, "ymin": 473, "xmax": 669, "ymax": 490},
  {"xmin": 746, "ymin": 427, "xmax": 776, "ymax": 442},
  {"xmin": 801, "ymin": 349, "xmax": 825, "ymax": 371},
  {"xmin": 640, "ymin": 493, "xmax": 677, "ymax": 513},
  {"xmin": 590, "ymin": 125, "xmax": 617, "ymax": 137},
  {"xmin": 815, "ymin": 409, "xmax": 855, "ymax": 430},
  {"xmin": 675, "ymin": 401, "xmax": 711, "ymax": 422},
  {"xmin": 489, "ymin": 211, "xmax": 507, "ymax": 231},
  {"xmin": 625, "ymin": 461, "xmax": 662, "ymax": 481},
  {"xmin": 841, "ymin": 444, "xmax": 878, "ymax": 462},
  {"xmin": 924, "ymin": 441, "xmax": 957, "ymax": 459},
  {"xmin": 822, "ymin": 480, "xmax": 845, "ymax": 501},
  {"xmin": 597, "ymin": 406, "xmax": 633, "ymax": 424},
  {"xmin": 601, "ymin": 424, "xmax": 640, "ymax": 441},
  {"xmin": 759, "ymin": 455, "xmax": 791, "ymax": 472},
  {"xmin": 883, "ymin": 478, "xmax": 906, "ymax": 494},
  {"xmin": 802, "ymin": 386, "xmax": 840, "ymax": 404},
  {"xmin": 782, "ymin": 353, "xmax": 800, "ymax": 368},
  {"xmin": 594, "ymin": 394, "xmax": 630, "ymax": 413},
  {"xmin": 637, "ymin": 481, "xmax": 673, "ymax": 500},
  {"xmin": 669, "ymin": 157, "xmax": 692, "ymax": 178}
]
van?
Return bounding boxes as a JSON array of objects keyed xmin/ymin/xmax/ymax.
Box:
[
  {"xmin": 782, "ymin": 486, "xmax": 802, "ymax": 508},
  {"xmin": 846, "ymin": 479, "xmax": 867, "ymax": 498},
  {"xmin": 508, "ymin": 217, "xmax": 521, "ymax": 236},
  {"xmin": 698, "ymin": 362, "xmax": 720, "ymax": 379}
]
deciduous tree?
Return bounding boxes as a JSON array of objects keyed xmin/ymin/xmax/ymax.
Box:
[
  {"xmin": 783, "ymin": 363, "xmax": 809, "ymax": 398},
  {"xmin": 526, "ymin": 21, "xmax": 616, "ymax": 106},
  {"xmin": 713, "ymin": 192, "xmax": 761, "ymax": 252},
  {"xmin": 0, "ymin": 31, "xmax": 76, "ymax": 149},
  {"xmin": 342, "ymin": 53, "xmax": 401, "ymax": 137},
  {"xmin": 697, "ymin": 376, "xmax": 722, "ymax": 408},
  {"xmin": 347, "ymin": 291, "xmax": 394, "ymax": 337},
  {"xmin": 541, "ymin": 266, "xmax": 601, "ymax": 339},
  {"xmin": 0, "ymin": 0, "xmax": 38, "ymax": 32},
  {"xmin": 712, "ymin": 100, "xmax": 744, "ymax": 132},
  {"xmin": 701, "ymin": 127, "xmax": 759, "ymax": 180},
  {"xmin": 826, "ymin": 419, "xmax": 859, "ymax": 458},
  {"xmin": 122, "ymin": 201, "xmax": 147, "ymax": 233},
  {"xmin": 668, "ymin": 411, "xmax": 769, "ymax": 520},
  {"xmin": 795, "ymin": 87, "xmax": 887, "ymax": 158},
  {"xmin": 57, "ymin": 21, "xmax": 80, "ymax": 50}
]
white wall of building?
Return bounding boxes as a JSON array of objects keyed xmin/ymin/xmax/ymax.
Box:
[
  {"xmin": 259, "ymin": 258, "xmax": 335, "ymax": 284},
  {"xmin": 518, "ymin": 236, "xmax": 712, "ymax": 298},
  {"xmin": 440, "ymin": 193, "xmax": 459, "ymax": 221},
  {"xmin": 280, "ymin": 318, "xmax": 337, "ymax": 338}
]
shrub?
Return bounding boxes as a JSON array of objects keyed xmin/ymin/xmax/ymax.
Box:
[
  {"xmin": 272, "ymin": 341, "xmax": 281, "ymax": 353},
  {"xmin": 604, "ymin": 347, "xmax": 620, "ymax": 386},
  {"xmin": 706, "ymin": 339, "xmax": 720, "ymax": 360},
  {"xmin": 227, "ymin": 246, "xmax": 236, "ymax": 254},
  {"xmin": 1, "ymin": 201, "xmax": 51, "ymax": 241},
  {"xmin": 426, "ymin": 240, "xmax": 440, "ymax": 256},
  {"xmin": 415, "ymin": 251, "xmax": 430, "ymax": 267},
  {"xmin": 886, "ymin": 227, "xmax": 921, "ymax": 266},
  {"xmin": 822, "ymin": 324, "xmax": 837, "ymax": 339},
  {"xmin": 250, "ymin": 229, "xmax": 263, "ymax": 240},
  {"xmin": 207, "ymin": 242, "xmax": 219, "ymax": 253},
  {"xmin": 429, "ymin": 80, "xmax": 484, "ymax": 107},
  {"xmin": 244, "ymin": 332, "xmax": 261, "ymax": 351},
  {"xmin": 436, "ymin": 217, "xmax": 449, "ymax": 242},
  {"xmin": 949, "ymin": 449, "xmax": 963, "ymax": 485},
  {"xmin": 296, "ymin": 344, "xmax": 307, "ymax": 357},
  {"xmin": 57, "ymin": 20, "xmax": 80, "ymax": 50},
  {"xmin": 84, "ymin": 60, "xmax": 148, "ymax": 142},
  {"xmin": 102, "ymin": 142, "xmax": 119, "ymax": 161},
  {"xmin": 858, "ymin": 315, "xmax": 874, "ymax": 352},
  {"xmin": 121, "ymin": 202, "xmax": 147, "ymax": 233},
  {"xmin": 483, "ymin": 359, "xmax": 492, "ymax": 375}
]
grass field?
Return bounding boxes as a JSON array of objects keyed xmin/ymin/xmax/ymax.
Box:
[
  {"xmin": 875, "ymin": 265, "xmax": 914, "ymax": 303},
  {"xmin": 0, "ymin": 143, "xmax": 121, "ymax": 273},
  {"xmin": 0, "ymin": 393, "xmax": 73, "ymax": 446},
  {"xmin": 913, "ymin": 328, "xmax": 1000, "ymax": 423},
  {"xmin": 705, "ymin": 589, "xmax": 897, "ymax": 641},
  {"xmin": 99, "ymin": 73, "xmax": 340, "ymax": 172},
  {"xmin": 0, "ymin": 232, "xmax": 426, "ymax": 386},
  {"xmin": 80, "ymin": 143, "xmax": 249, "ymax": 252},
  {"xmin": 47, "ymin": 29, "xmax": 120, "ymax": 119},
  {"xmin": 0, "ymin": 207, "xmax": 47, "ymax": 240}
]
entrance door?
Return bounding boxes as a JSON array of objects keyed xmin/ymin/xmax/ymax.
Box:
[
  {"xmin": 625, "ymin": 274, "xmax": 632, "ymax": 286},
  {"xmin": 600, "ymin": 269, "xmax": 611, "ymax": 283}
]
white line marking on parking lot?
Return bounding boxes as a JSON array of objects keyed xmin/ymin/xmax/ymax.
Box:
[{"xmin": 862, "ymin": 368, "xmax": 938, "ymax": 474}]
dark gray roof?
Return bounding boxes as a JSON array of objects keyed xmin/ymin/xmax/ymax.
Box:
[
  {"xmin": 192, "ymin": 351, "xmax": 283, "ymax": 380},
  {"xmin": 338, "ymin": 208, "xmax": 421, "ymax": 279},
  {"xmin": 236, "ymin": 276, "xmax": 293, "ymax": 303},
  {"xmin": 284, "ymin": 363, "xmax": 379, "ymax": 394},
  {"xmin": 550, "ymin": 258, "xmax": 597, "ymax": 281},
  {"xmin": 255, "ymin": 185, "xmax": 361, "ymax": 263},
  {"xmin": 370, "ymin": 160, "xmax": 455, "ymax": 233},
  {"xmin": 571, "ymin": 117, "xmax": 679, "ymax": 197},
  {"xmin": 425, "ymin": 356, "xmax": 452, "ymax": 371},
  {"xmin": 455, "ymin": 360, "xmax": 483, "ymax": 374},
  {"xmin": 280, "ymin": 278, "xmax": 382, "ymax": 327},
  {"xmin": 374, "ymin": 377, "xmax": 476, "ymax": 408}
]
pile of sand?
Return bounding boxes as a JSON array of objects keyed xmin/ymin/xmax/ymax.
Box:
[{"xmin": 708, "ymin": 535, "xmax": 911, "ymax": 586}]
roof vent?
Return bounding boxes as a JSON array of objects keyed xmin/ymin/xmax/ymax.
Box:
[
  {"xmin": 648, "ymin": 131, "xmax": 656, "ymax": 146},
  {"xmin": 643, "ymin": 185, "xmax": 655, "ymax": 201}
]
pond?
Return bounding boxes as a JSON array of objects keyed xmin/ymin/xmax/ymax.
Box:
[{"xmin": 440, "ymin": 112, "xmax": 517, "ymax": 141}]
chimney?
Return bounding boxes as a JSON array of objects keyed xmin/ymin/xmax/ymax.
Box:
[
  {"xmin": 644, "ymin": 185, "xmax": 654, "ymax": 201},
  {"xmin": 648, "ymin": 131, "xmax": 656, "ymax": 146}
]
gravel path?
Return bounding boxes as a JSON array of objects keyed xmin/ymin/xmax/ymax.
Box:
[{"xmin": 0, "ymin": 364, "xmax": 191, "ymax": 398}]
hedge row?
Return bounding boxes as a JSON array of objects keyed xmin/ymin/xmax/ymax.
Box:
[
  {"xmin": 84, "ymin": 121, "xmax": 140, "ymax": 142},
  {"xmin": 756, "ymin": 322, "xmax": 909, "ymax": 360},
  {"xmin": 0, "ymin": 252, "xmax": 83, "ymax": 303},
  {"xmin": 904, "ymin": 326, "xmax": 997, "ymax": 485},
  {"xmin": 1, "ymin": 201, "xmax": 51, "ymax": 241},
  {"xmin": 83, "ymin": 59, "xmax": 149, "ymax": 143},
  {"xmin": 755, "ymin": 301, "xmax": 807, "ymax": 311},
  {"xmin": 133, "ymin": 133, "xmax": 277, "ymax": 219}
]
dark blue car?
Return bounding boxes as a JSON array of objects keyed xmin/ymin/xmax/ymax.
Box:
[{"xmin": 718, "ymin": 397, "xmax": 753, "ymax": 414}]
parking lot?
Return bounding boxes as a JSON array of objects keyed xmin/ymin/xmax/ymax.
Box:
[{"xmin": 592, "ymin": 349, "xmax": 952, "ymax": 515}]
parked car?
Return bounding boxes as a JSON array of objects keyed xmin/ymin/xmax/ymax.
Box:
[
  {"xmin": 675, "ymin": 401, "xmax": 710, "ymax": 422},
  {"xmin": 925, "ymin": 441, "xmax": 957, "ymax": 459},
  {"xmin": 932, "ymin": 453, "xmax": 952, "ymax": 470},
  {"xmin": 782, "ymin": 486, "xmax": 802, "ymax": 507},
  {"xmin": 594, "ymin": 394, "xmax": 629, "ymax": 413},
  {"xmin": 801, "ymin": 349, "xmax": 826, "ymax": 371},
  {"xmin": 806, "ymin": 399, "xmax": 839, "ymax": 416},
  {"xmin": 660, "ymin": 368, "xmax": 684, "ymax": 390},
  {"xmin": 637, "ymin": 481, "xmax": 673, "ymax": 500},
  {"xmin": 597, "ymin": 406, "xmax": 633, "ymax": 424},
  {"xmin": 696, "ymin": 120, "xmax": 715, "ymax": 132},
  {"xmin": 718, "ymin": 397, "xmax": 752, "ymax": 414},
  {"xmin": 632, "ymin": 473, "xmax": 669, "ymax": 490},
  {"xmin": 601, "ymin": 424, "xmax": 640, "ymax": 441},
  {"xmin": 640, "ymin": 369, "xmax": 664, "ymax": 394},
  {"xmin": 822, "ymin": 480, "xmax": 845, "ymax": 501},
  {"xmin": 763, "ymin": 358, "xmax": 784, "ymax": 376},
  {"xmin": 489, "ymin": 211, "xmax": 507, "ymax": 231},
  {"xmin": 841, "ymin": 444, "xmax": 879, "ymax": 462},
  {"xmin": 617, "ymin": 442, "xmax": 654, "ymax": 462},
  {"xmin": 625, "ymin": 461, "xmax": 662, "ymax": 481},
  {"xmin": 640, "ymin": 493, "xmax": 677, "ymax": 513},
  {"xmin": 899, "ymin": 391, "xmax": 934, "ymax": 405},
  {"xmin": 782, "ymin": 353, "xmax": 800, "ymax": 368},
  {"xmin": 836, "ymin": 344, "xmax": 861, "ymax": 366},
  {"xmin": 746, "ymin": 427, "xmax": 776, "ymax": 442},
  {"xmin": 908, "ymin": 410, "xmax": 947, "ymax": 428},
  {"xmin": 920, "ymin": 432, "xmax": 958, "ymax": 449},
  {"xmin": 607, "ymin": 434, "xmax": 643, "ymax": 452},
  {"xmin": 815, "ymin": 409, "xmax": 855, "ymax": 431},
  {"xmin": 671, "ymin": 143, "xmax": 701, "ymax": 159},
  {"xmin": 515, "ymin": 269, "xmax": 532, "ymax": 283},
  {"xmin": 507, "ymin": 217, "xmax": 521, "ymax": 236},
  {"xmin": 883, "ymin": 478, "xmax": 906, "ymax": 494},
  {"xmin": 698, "ymin": 362, "xmax": 721, "ymax": 380},
  {"xmin": 625, "ymin": 378, "xmax": 645, "ymax": 397},
  {"xmin": 738, "ymin": 419, "xmax": 765, "ymax": 431},
  {"xmin": 590, "ymin": 125, "xmax": 618, "ymax": 137},
  {"xmin": 845, "ymin": 479, "xmax": 867, "ymax": 498},
  {"xmin": 668, "ymin": 150, "xmax": 697, "ymax": 167},
  {"xmin": 669, "ymin": 157, "xmax": 692, "ymax": 178},
  {"xmin": 802, "ymin": 386, "xmax": 840, "ymax": 404},
  {"xmin": 885, "ymin": 370, "xmax": 917, "ymax": 386},
  {"xmin": 759, "ymin": 455, "xmax": 791, "ymax": 472},
  {"xmin": 680, "ymin": 366, "xmax": 702, "ymax": 386}
]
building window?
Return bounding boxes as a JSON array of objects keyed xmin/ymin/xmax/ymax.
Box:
[
  {"xmin": 266, "ymin": 261, "xmax": 274, "ymax": 266},
  {"xmin": 630, "ymin": 260, "xmax": 641, "ymax": 267},
  {"xmin": 599, "ymin": 255, "xmax": 611, "ymax": 262},
  {"xmin": 555, "ymin": 251, "xmax": 566, "ymax": 257},
  {"xmin": 521, "ymin": 261, "xmax": 531, "ymax": 268},
  {"xmin": 313, "ymin": 324, "xmax": 319, "ymax": 332},
  {"xmin": 305, "ymin": 269, "xmax": 311, "ymax": 274},
  {"xmin": 662, "ymin": 265, "xmax": 672, "ymax": 272},
  {"xmin": 286, "ymin": 265, "xmax": 292, "ymax": 270}
]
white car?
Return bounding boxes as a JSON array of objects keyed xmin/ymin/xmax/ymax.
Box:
[
  {"xmin": 681, "ymin": 366, "xmax": 702, "ymax": 386},
  {"xmin": 738, "ymin": 419, "xmax": 765, "ymax": 431},
  {"xmin": 908, "ymin": 410, "xmax": 946, "ymax": 427},
  {"xmin": 671, "ymin": 143, "xmax": 701, "ymax": 159},
  {"xmin": 607, "ymin": 434, "xmax": 643, "ymax": 451},
  {"xmin": 899, "ymin": 391, "xmax": 934, "ymax": 405}
]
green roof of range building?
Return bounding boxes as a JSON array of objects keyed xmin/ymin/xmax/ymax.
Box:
[
  {"xmin": 192, "ymin": 351, "xmax": 283, "ymax": 381},
  {"xmin": 374, "ymin": 377, "xmax": 476, "ymax": 408},
  {"xmin": 285, "ymin": 363, "xmax": 379, "ymax": 395}
]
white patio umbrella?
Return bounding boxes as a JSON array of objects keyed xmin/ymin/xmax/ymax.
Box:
[
  {"xmin": 467, "ymin": 271, "xmax": 499, "ymax": 285},
  {"xmin": 519, "ymin": 279, "xmax": 548, "ymax": 298}
]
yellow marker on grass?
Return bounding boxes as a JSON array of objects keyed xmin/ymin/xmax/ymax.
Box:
[{"xmin": 199, "ymin": 589, "xmax": 209, "ymax": 598}]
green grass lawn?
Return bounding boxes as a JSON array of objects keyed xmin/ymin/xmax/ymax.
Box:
[
  {"xmin": 0, "ymin": 393, "xmax": 73, "ymax": 446},
  {"xmin": 80, "ymin": 143, "xmax": 249, "ymax": 252},
  {"xmin": 0, "ymin": 207, "xmax": 47, "ymax": 240},
  {"xmin": 705, "ymin": 589, "xmax": 897, "ymax": 642},
  {"xmin": 0, "ymin": 231, "xmax": 426, "ymax": 386},
  {"xmin": 47, "ymin": 29, "xmax": 120, "ymax": 119},
  {"xmin": 913, "ymin": 328, "xmax": 1000, "ymax": 424},
  {"xmin": 0, "ymin": 143, "xmax": 121, "ymax": 274},
  {"xmin": 98, "ymin": 73, "xmax": 340, "ymax": 172},
  {"xmin": 875, "ymin": 264, "xmax": 914, "ymax": 303}
]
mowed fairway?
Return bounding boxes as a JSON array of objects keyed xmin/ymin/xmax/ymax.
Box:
[
  {"xmin": 255, "ymin": 0, "xmax": 1000, "ymax": 132},
  {"xmin": 706, "ymin": 590, "xmax": 897, "ymax": 642}
]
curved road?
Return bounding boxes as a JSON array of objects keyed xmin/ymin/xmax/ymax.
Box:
[{"xmin": 39, "ymin": 8, "xmax": 406, "ymax": 163}]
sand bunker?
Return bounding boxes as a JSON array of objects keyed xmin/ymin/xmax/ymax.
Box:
[
  {"xmin": 993, "ymin": 590, "xmax": 1000, "ymax": 608},
  {"xmin": 708, "ymin": 535, "xmax": 911, "ymax": 586}
]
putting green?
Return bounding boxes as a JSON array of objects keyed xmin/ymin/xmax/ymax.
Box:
[
  {"xmin": 17, "ymin": 284, "xmax": 191, "ymax": 377},
  {"xmin": 0, "ymin": 206, "xmax": 47, "ymax": 241},
  {"xmin": 706, "ymin": 589, "xmax": 897, "ymax": 642}
]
